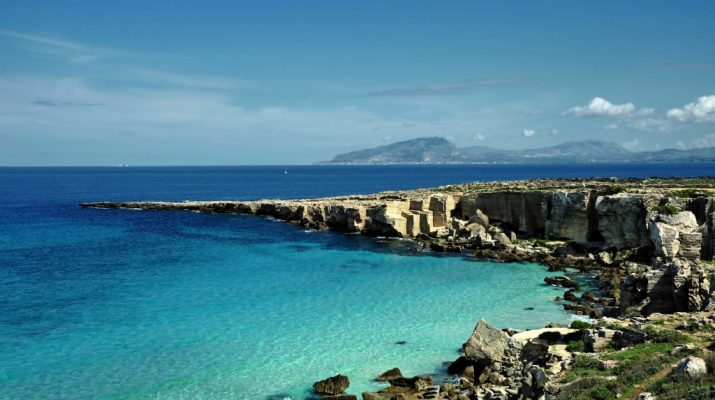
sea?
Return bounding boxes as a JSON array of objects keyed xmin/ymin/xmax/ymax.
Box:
[{"xmin": 2, "ymin": 163, "xmax": 714, "ymax": 399}]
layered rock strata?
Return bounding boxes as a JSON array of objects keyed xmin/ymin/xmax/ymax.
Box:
[{"xmin": 81, "ymin": 179, "xmax": 715, "ymax": 316}]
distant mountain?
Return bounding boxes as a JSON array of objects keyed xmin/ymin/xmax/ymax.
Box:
[
  {"xmin": 323, "ymin": 137, "xmax": 715, "ymax": 164},
  {"xmin": 328, "ymin": 137, "xmax": 465, "ymax": 164}
]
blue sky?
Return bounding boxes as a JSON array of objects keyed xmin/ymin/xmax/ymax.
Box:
[{"xmin": 1, "ymin": 1, "xmax": 714, "ymax": 165}]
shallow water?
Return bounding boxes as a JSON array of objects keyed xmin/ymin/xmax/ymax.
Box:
[{"xmin": 2, "ymin": 164, "xmax": 712, "ymax": 399}]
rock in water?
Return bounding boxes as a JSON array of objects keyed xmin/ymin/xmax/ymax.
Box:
[
  {"xmin": 375, "ymin": 367, "xmax": 403, "ymax": 382},
  {"xmin": 463, "ymin": 319, "xmax": 510, "ymax": 362},
  {"xmin": 674, "ymin": 356, "xmax": 707, "ymax": 380},
  {"xmin": 313, "ymin": 374, "xmax": 350, "ymax": 395},
  {"xmin": 544, "ymin": 276, "xmax": 580, "ymax": 290}
]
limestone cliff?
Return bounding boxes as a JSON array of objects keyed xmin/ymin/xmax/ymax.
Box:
[{"xmin": 81, "ymin": 178, "xmax": 715, "ymax": 316}]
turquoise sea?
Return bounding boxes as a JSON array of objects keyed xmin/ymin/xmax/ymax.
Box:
[{"xmin": 2, "ymin": 164, "xmax": 714, "ymax": 399}]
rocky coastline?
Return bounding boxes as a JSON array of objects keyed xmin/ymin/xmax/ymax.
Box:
[{"xmin": 81, "ymin": 177, "xmax": 715, "ymax": 399}]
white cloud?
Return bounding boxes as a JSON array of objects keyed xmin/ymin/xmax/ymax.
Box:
[
  {"xmin": 621, "ymin": 138, "xmax": 639, "ymax": 150},
  {"xmin": 666, "ymin": 95, "xmax": 715, "ymax": 123},
  {"xmin": 674, "ymin": 133, "xmax": 715, "ymax": 149},
  {"xmin": 0, "ymin": 29, "xmax": 84, "ymax": 50},
  {"xmin": 522, "ymin": 129, "xmax": 535, "ymax": 137},
  {"xmin": 133, "ymin": 69, "xmax": 252, "ymax": 90},
  {"xmin": 692, "ymin": 133, "xmax": 715, "ymax": 148},
  {"xmin": 474, "ymin": 133, "xmax": 486, "ymax": 141},
  {"xmin": 0, "ymin": 29, "xmax": 129, "ymax": 63},
  {"xmin": 626, "ymin": 117, "xmax": 671, "ymax": 132},
  {"xmin": 605, "ymin": 123, "xmax": 619, "ymax": 130},
  {"xmin": 562, "ymin": 97, "xmax": 652, "ymax": 118},
  {"xmin": 551, "ymin": 128, "xmax": 559, "ymax": 135}
]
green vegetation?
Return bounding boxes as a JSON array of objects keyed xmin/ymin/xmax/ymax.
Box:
[
  {"xmin": 561, "ymin": 356, "xmax": 607, "ymax": 383},
  {"xmin": 599, "ymin": 185, "xmax": 629, "ymax": 195},
  {"xmin": 671, "ymin": 188, "xmax": 704, "ymax": 198},
  {"xmin": 624, "ymin": 305, "xmax": 642, "ymax": 318},
  {"xmin": 558, "ymin": 331, "xmax": 696, "ymax": 399},
  {"xmin": 653, "ymin": 204, "xmax": 683, "ymax": 215},
  {"xmin": 557, "ymin": 377, "xmax": 618, "ymax": 400},
  {"xmin": 566, "ymin": 339, "xmax": 585, "ymax": 353},
  {"xmin": 646, "ymin": 352, "xmax": 715, "ymax": 399},
  {"xmin": 636, "ymin": 327, "xmax": 690, "ymax": 344},
  {"xmin": 570, "ymin": 320, "xmax": 593, "ymax": 330}
]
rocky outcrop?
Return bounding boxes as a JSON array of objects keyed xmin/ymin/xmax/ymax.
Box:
[
  {"xmin": 313, "ymin": 374, "xmax": 350, "ymax": 395},
  {"xmin": 80, "ymin": 179, "xmax": 715, "ymax": 320},
  {"xmin": 375, "ymin": 368, "xmax": 403, "ymax": 382},
  {"xmin": 595, "ymin": 194, "xmax": 650, "ymax": 249},
  {"xmin": 545, "ymin": 191, "xmax": 592, "ymax": 242},
  {"xmin": 674, "ymin": 356, "xmax": 707, "ymax": 380}
]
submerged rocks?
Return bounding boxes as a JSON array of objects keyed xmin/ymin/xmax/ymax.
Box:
[{"xmin": 313, "ymin": 374, "xmax": 350, "ymax": 395}]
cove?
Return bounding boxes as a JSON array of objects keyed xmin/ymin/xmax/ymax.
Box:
[{"xmin": 1, "ymin": 207, "xmax": 579, "ymax": 399}]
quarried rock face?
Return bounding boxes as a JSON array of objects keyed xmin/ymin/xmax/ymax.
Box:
[
  {"xmin": 462, "ymin": 192, "xmax": 549, "ymax": 235},
  {"xmin": 595, "ymin": 194, "xmax": 650, "ymax": 249},
  {"xmin": 545, "ymin": 191, "xmax": 592, "ymax": 242},
  {"xmin": 649, "ymin": 211, "xmax": 702, "ymax": 261}
]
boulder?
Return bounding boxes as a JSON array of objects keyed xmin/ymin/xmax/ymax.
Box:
[
  {"xmin": 674, "ymin": 356, "xmax": 707, "ymax": 380},
  {"xmin": 583, "ymin": 328, "xmax": 616, "ymax": 352},
  {"xmin": 544, "ymin": 276, "xmax": 580, "ymax": 290},
  {"xmin": 520, "ymin": 365, "xmax": 548, "ymax": 399},
  {"xmin": 376, "ymin": 368, "xmax": 403, "ymax": 382},
  {"xmin": 649, "ymin": 221, "xmax": 680, "ymax": 258},
  {"xmin": 463, "ymin": 320, "xmax": 510, "ymax": 362},
  {"xmin": 469, "ymin": 209, "xmax": 490, "ymax": 227},
  {"xmin": 313, "ymin": 374, "xmax": 350, "ymax": 395},
  {"xmin": 388, "ymin": 375, "xmax": 432, "ymax": 391},
  {"xmin": 361, "ymin": 393, "xmax": 396, "ymax": 400},
  {"xmin": 649, "ymin": 211, "xmax": 702, "ymax": 260}
]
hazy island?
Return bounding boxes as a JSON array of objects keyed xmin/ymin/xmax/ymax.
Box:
[
  {"xmin": 321, "ymin": 137, "xmax": 715, "ymax": 165},
  {"xmin": 82, "ymin": 177, "xmax": 715, "ymax": 400}
]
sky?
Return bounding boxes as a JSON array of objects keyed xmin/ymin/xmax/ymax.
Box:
[{"xmin": 1, "ymin": 1, "xmax": 714, "ymax": 165}]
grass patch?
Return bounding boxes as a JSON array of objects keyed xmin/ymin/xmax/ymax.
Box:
[
  {"xmin": 557, "ymin": 377, "xmax": 618, "ymax": 400},
  {"xmin": 647, "ymin": 354, "xmax": 715, "ymax": 399},
  {"xmin": 671, "ymin": 188, "xmax": 705, "ymax": 198},
  {"xmin": 653, "ymin": 204, "xmax": 683, "ymax": 215},
  {"xmin": 567, "ymin": 339, "xmax": 586, "ymax": 353},
  {"xmin": 603, "ymin": 342, "xmax": 677, "ymax": 362},
  {"xmin": 570, "ymin": 320, "xmax": 593, "ymax": 330},
  {"xmin": 638, "ymin": 327, "xmax": 691, "ymax": 344},
  {"xmin": 600, "ymin": 185, "xmax": 629, "ymax": 195},
  {"xmin": 562, "ymin": 356, "xmax": 608, "ymax": 383}
]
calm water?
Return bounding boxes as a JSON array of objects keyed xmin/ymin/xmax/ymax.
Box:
[{"xmin": 1, "ymin": 164, "xmax": 713, "ymax": 399}]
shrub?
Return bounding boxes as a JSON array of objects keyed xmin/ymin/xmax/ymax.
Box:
[
  {"xmin": 639, "ymin": 327, "xmax": 690, "ymax": 344},
  {"xmin": 567, "ymin": 339, "xmax": 585, "ymax": 352},
  {"xmin": 671, "ymin": 188, "xmax": 703, "ymax": 198},
  {"xmin": 653, "ymin": 204, "xmax": 682, "ymax": 215},
  {"xmin": 570, "ymin": 320, "xmax": 593, "ymax": 330},
  {"xmin": 557, "ymin": 377, "xmax": 618, "ymax": 400}
]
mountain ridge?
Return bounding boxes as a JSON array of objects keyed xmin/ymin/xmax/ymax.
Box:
[{"xmin": 322, "ymin": 137, "xmax": 715, "ymax": 164}]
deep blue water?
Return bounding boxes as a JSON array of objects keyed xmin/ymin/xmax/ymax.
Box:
[{"xmin": 1, "ymin": 164, "xmax": 713, "ymax": 399}]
